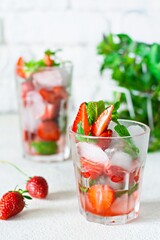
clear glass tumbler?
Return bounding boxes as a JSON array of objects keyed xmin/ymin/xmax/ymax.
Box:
[
  {"xmin": 16, "ymin": 62, "xmax": 72, "ymax": 162},
  {"xmin": 69, "ymin": 120, "xmax": 150, "ymax": 225}
]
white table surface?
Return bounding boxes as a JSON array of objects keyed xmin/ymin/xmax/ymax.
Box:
[{"xmin": 0, "ymin": 114, "xmax": 160, "ymax": 240}]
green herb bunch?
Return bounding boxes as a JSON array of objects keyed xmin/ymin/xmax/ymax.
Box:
[{"xmin": 97, "ymin": 33, "xmax": 160, "ymax": 152}]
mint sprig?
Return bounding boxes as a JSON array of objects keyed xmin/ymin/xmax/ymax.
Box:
[
  {"xmin": 45, "ymin": 49, "xmax": 62, "ymax": 56},
  {"xmin": 115, "ymin": 183, "xmax": 139, "ymax": 198},
  {"xmin": 86, "ymin": 100, "xmax": 105, "ymax": 125},
  {"xmin": 111, "ymin": 101, "xmax": 140, "ymax": 158}
]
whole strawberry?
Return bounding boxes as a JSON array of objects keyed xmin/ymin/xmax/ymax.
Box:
[
  {"xmin": 0, "ymin": 190, "xmax": 31, "ymax": 220},
  {"xmin": 26, "ymin": 176, "xmax": 48, "ymax": 199}
]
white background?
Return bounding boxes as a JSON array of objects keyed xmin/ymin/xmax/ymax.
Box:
[{"xmin": 0, "ymin": 0, "xmax": 159, "ymax": 113}]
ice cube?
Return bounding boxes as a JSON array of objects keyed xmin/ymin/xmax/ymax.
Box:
[
  {"xmin": 25, "ymin": 91, "xmax": 45, "ymax": 119},
  {"xmin": 111, "ymin": 151, "xmax": 133, "ymax": 171},
  {"xmin": 109, "ymin": 194, "xmax": 128, "ymax": 215},
  {"xmin": 127, "ymin": 125, "xmax": 145, "ymax": 156},
  {"xmin": 106, "ymin": 178, "xmax": 124, "ymax": 190},
  {"xmin": 77, "ymin": 142, "xmax": 110, "ymax": 165},
  {"xmin": 21, "ymin": 81, "xmax": 35, "ymax": 98},
  {"xmin": 33, "ymin": 69, "xmax": 64, "ymax": 88},
  {"xmin": 22, "ymin": 107, "xmax": 39, "ymax": 132},
  {"xmin": 127, "ymin": 125, "xmax": 144, "ymax": 137}
]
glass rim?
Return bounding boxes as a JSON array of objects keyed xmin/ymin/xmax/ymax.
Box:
[
  {"xmin": 69, "ymin": 119, "xmax": 150, "ymax": 140},
  {"xmin": 16, "ymin": 60, "xmax": 73, "ymax": 71}
]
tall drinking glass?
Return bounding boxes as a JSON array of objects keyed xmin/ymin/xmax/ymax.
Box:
[
  {"xmin": 16, "ymin": 62, "xmax": 72, "ymax": 162},
  {"xmin": 69, "ymin": 120, "xmax": 150, "ymax": 224}
]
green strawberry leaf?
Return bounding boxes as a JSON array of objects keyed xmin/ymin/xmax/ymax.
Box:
[
  {"xmin": 86, "ymin": 100, "xmax": 105, "ymax": 125},
  {"xmin": 23, "ymin": 195, "xmax": 32, "ymax": 200},
  {"xmin": 31, "ymin": 141, "xmax": 57, "ymax": 155}
]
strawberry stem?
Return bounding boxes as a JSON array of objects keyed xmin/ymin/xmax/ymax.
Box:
[{"xmin": 0, "ymin": 160, "xmax": 29, "ymax": 178}]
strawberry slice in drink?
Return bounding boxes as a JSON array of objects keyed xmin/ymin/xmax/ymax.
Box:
[
  {"xmin": 91, "ymin": 105, "xmax": 114, "ymax": 136},
  {"xmin": 72, "ymin": 102, "xmax": 90, "ymax": 135},
  {"xmin": 53, "ymin": 86, "xmax": 68, "ymax": 100},
  {"xmin": 16, "ymin": 57, "xmax": 26, "ymax": 78},
  {"xmin": 39, "ymin": 88, "xmax": 60, "ymax": 104},
  {"xmin": 87, "ymin": 184, "xmax": 114, "ymax": 216},
  {"xmin": 98, "ymin": 129, "xmax": 113, "ymax": 150},
  {"xmin": 41, "ymin": 102, "xmax": 60, "ymax": 121},
  {"xmin": 80, "ymin": 157, "xmax": 104, "ymax": 180},
  {"xmin": 37, "ymin": 121, "xmax": 60, "ymax": 141},
  {"xmin": 104, "ymin": 165, "xmax": 126, "ymax": 183},
  {"xmin": 21, "ymin": 81, "xmax": 35, "ymax": 99}
]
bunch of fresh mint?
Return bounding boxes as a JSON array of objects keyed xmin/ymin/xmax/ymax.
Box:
[{"xmin": 97, "ymin": 33, "xmax": 160, "ymax": 152}]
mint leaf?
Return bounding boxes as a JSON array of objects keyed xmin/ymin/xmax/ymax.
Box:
[
  {"xmin": 24, "ymin": 59, "xmax": 46, "ymax": 74},
  {"xmin": 114, "ymin": 124, "xmax": 130, "ymax": 137},
  {"xmin": 77, "ymin": 122, "xmax": 85, "ymax": 135},
  {"xmin": 114, "ymin": 124, "xmax": 140, "ymax": 158},
  {"xmin": 113, "ymin": 101, "xmax": 120, "ymax": 112},
  {"xmin": 79, "ymin": 185, "xmax": 88, "ymax": 193},
  {"xmin": 45, "ymin": 49, "xmax": 61, "ymax": 56},
  {"xmin": 86, "ymin": 100, "xmax": 105, "ymax": 125},
  {"xmin": 115, "ymin": 183, "xmax": 139, "ymax": 198},
  {"xmin": 128, "ymin": 183, "xmax": 139, "ymax": 196},
  {"xmin": 111, "ymin": 101, "xmax": 120, "ymax": 124},
  {"xmin": 31, "ymin": 141, "xmax": 57, "ymax": 155}
]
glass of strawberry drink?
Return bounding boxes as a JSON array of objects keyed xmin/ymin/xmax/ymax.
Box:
[
  {"xmin": 16, "ymin": 50, "xmax": 72, "ymax": 162},
  {"xmin": 69, "ymin": 101, "xmax": 150, "ymax": 224}
]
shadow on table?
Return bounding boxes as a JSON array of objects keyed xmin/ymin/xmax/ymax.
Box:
[
  {"xmin": 137, "ymin": 201, "xmax": 160, "ymax": 223},
  {"xmin": 48, "ymin": 190, "xmax": 76, "ymax": 201}
]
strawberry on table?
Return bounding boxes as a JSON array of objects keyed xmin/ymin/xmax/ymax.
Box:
[
  {"xmin": 72, "ymin": 102, "xmax": 90, "ymax": 135},
  {"xmin": 87, "ymin": 184, "xmax": 114, "ymax": 216},
  {"xmin": 37, "ymin": 121, "xmax": 60, "ymax": 141},
  {"xmin": 0, "ymin": 190, "xmax": 31, "ymax": 220},
  {"xmin": 26, "ymin": 176, "xmax": 48, "ymax": 199}
]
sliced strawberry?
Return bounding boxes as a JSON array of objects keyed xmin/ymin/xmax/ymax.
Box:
[
  {"xmin": 37, "ymin": 121, "xmax": 60, "ymax": 141},
  {"xmin": 91, "ymin": 105, "xmax": 114, "ymax": 136},
  {"xmin": 41, "ymin": 102, "xmax": 60, "ymax": 121},
  {"xmin": 44, "ymin": 54, "xmax": 53, "ymax": 66},
  {"xmin": 98, "ymin": 129, "xmax": 113, "ymax": 150},
  {"xmin": 87, "ymin": 184, "xmax": 114, "ymax": 216},
  {"xmin": 39, "ymin": 88, "xmax": 60, "ymax": 104},
  {"xmin": 21, "ymin": 81, "xmax": 35, "ymax": 99},
  {"xmin": 72, "ymin": 102, "xmax": 90, "ymax": 135},
  {"xmin": 80, "ymin": 157, "xmax": 104, "ymax": 180},
  {"xmin": 53, "ymin": 86, "xmax": 68, "ymax": 100},
  {"xmin": 104, "ymin": 165, "xmax": 126, "ymax": 183},
  {"xmin": 23, "ymin": 130, "xmax": 35, "ymax": 142},
  {"xmin": 16, "ymin": 57, "xmax": 26, "ymax": 78}
]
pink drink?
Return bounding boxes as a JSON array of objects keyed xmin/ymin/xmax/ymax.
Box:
[
  {"xmin": 16, "ymin": 55, "xmax": 72, "ymax": 162},
  {"xmin": 69, "ymin": 120, "xmax": 150, "ymax": 224}
]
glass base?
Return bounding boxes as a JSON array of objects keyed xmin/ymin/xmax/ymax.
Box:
[{"xmin": 80, "ymin": 207, "xmax": 139, "ymax": 225}]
